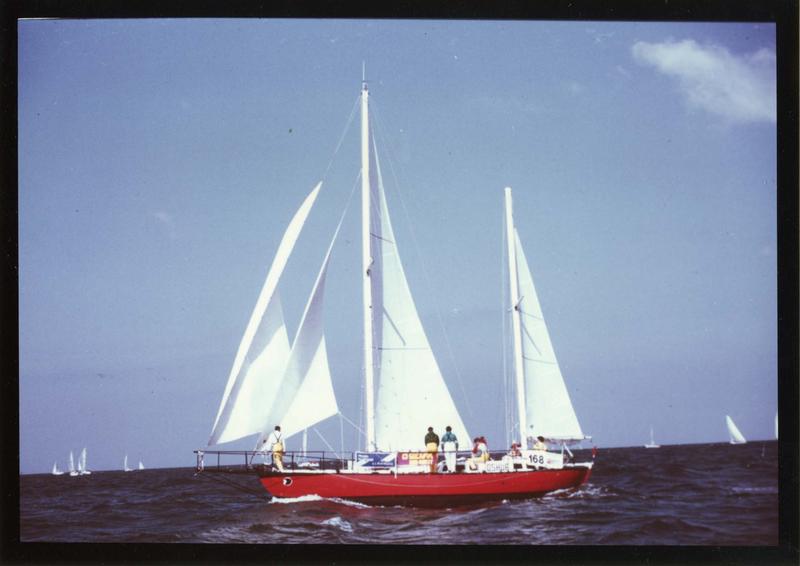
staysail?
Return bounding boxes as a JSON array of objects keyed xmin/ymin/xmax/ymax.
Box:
[
  {"xmin": 368, "ymin": 139, "xmax": 469, "ymax": 451},
  {"xmin": 726, "ymin": 415, "xmax": 747, "ymax": 444},
  {"xmin": 506, "ymin": 188, "xmax": 584, "ymax": 444},
  {"xmin": 208, "ymin": 184, "xmax": 321, "ymax": 446}
]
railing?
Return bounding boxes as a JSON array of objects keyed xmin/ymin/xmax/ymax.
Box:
[
  {"xmin": 193, "ymin": 450, "xmax": 349, "ymax": 473},
  {"xmin": 193, "ymin": 448, "xmax": 587, "ymax": 474}
]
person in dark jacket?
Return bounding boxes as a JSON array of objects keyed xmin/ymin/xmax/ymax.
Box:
[{"xmin": 424, "ymin": 427, "xmax": 440, "ymax": 473}]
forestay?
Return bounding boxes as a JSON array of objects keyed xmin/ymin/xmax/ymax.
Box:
[
  {"xmin": 514, "ymin": 230, "xmax": 584, "ymax": 441},
  {"xmin": 208, "ymin": 184, "xmax": 321, "ymax": 446},
  {"xmin": 369, "ymin": 140, "xmax": 469, "ymax": 451}
]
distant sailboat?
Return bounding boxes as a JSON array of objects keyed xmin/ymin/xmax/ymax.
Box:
[
  {"xmin": 51, "ymin": 461, "xmax": 64, "ymax": 475},
  {"xmin": 644, "ymin": 426, "xmax": 660, "ymax": 449},
  {"xmin": 138, "ymin": 460, "xmax": 145, "ymax": 471},
  {"xmin": 726, "ymin": 415, "xmax": 747, "ymax": 444},
  {"xmin": 68, "ymin": 451, "xmax": 79, "ymax": 476},
  {"xmin": 78, "ymin": 447, "xmax": 92, "ymax": 475},
  {"xmin": 124, "ymin": 454, "xmax": 133, "ymax": 472},
  {"xmin": 775, "ymin": 412, "xmax": 778, "ymax": 440}
]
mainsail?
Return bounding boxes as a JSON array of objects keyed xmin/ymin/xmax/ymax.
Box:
[
  {"xmin": 208, "ymin": 184, "xmax": 321, "ymax": 446},
  {"xmin": 726, "ymin": 415, "xmax": 747, "ymax": 444},
  {"xmin": 368, "ymin": 133, "xmax": 469, "ymax": 451},
  {"xmin": 506, "ymin": 188, "xmax": 584, "ymax": 444}
]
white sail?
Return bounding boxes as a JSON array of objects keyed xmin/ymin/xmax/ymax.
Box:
[
  {"xmin": 138, "ymin": 461, "xmax": 145, "ymax": 470},
  {"xmin": 124, "ymin": 454, "xmax": 132, "ymax": 472},
  {"xmin": 51, "ymin": 461, "xmax": 63, "ymax": 476},
  {"xmin": 68, "ymin": 451, "xmax": 78, "ymax": 476},
  {"xmin": 369, "ymin": 140, "xmax": 469, "ymax": 451},
  {"xmin": 78, "ymin": 447, "xmax": 91, "ymax": 475},
  {"xmin": 208, "ymin": 183, "xmax": 322, "ymax": 446},
  {"xmin": 255, "ymin": 207, "xmax": 344, "ymax": 444},
  {"xmin": 726, "ymin": 415, "xmax": 747, "ymax": 444},
  {"xmin": 513, "ymin": 229, "xmax": 584, "ymax": 442},
  {"xmin": 645, "ymin": 426, "xmax": 660, "ymax": 448},
  {"xmin": 775, "ymin": 412, "xmax": 778, "ymax": 439}
]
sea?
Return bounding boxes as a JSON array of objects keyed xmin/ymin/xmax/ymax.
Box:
[{"xmin": 18, "ymin": 442, "xmax": 786, "ymax": 558}]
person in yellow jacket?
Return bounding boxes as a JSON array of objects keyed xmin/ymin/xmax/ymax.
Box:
[
  {"xmin": 424, "ymin": 427, "xmax": 440, "ymax": 473},
  {"xmin": 266, "ymin": 425, "xmax": 285, "ymax": 472}
]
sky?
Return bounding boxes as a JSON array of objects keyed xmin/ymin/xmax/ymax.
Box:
[{"xmin": 18, "ymin": 19, "xmax": 778, "ymax": 473}]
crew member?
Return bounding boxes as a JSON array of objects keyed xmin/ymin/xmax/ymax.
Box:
[
  {"xmin": 440, "ymin": 426, "xmax": 459, "ymax": 473},
  {"xmin": 266, "ymin": 425, "xmax": 285, "ymax": 472},
  {"xmin": 533, "ymin": 435, "xmax": 547, "ymax": 451},
  {"xmin": 424, "ymin": 426, "xmax": 440, "ymax": 473}
]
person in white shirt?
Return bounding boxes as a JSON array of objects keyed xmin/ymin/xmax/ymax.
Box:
[{"xmin": 261, "ymin": 425, "xmax": 285, "ymax": 472}]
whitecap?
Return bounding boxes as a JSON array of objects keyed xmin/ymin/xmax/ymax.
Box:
[{"xmin": 322, "ymin": 516, "xmax": 353, "ymax": 532}]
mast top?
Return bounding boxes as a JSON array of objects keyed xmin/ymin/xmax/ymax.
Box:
[{"xmin": 362, "ymin": 61, "xmax": 367, "ymax": 91}]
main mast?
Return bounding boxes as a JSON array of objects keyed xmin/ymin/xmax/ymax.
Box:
[
  {"xmin": 504, "ymin": 187, "xmax": 529, "ymax": 446},
  {"xmin": 361, "ymin": 70, "xmax": 376, "ymax": 452}
]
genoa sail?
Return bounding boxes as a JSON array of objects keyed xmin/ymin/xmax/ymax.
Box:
[
  {"xmin": 369, "ymin": 138, "xmax": 469, "ymax": 451},
  {"xmin": 726, "ymin": 415, "xmax": 747, "ymax": 444},
  {"xmin": 208, "ymin": 184, "xmax": 321, "ymax": 446}
]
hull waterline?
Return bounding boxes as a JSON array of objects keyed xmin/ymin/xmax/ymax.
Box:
[{"xmin": 258, "ymin": 466, "xmax": 592, "ymax": 506}]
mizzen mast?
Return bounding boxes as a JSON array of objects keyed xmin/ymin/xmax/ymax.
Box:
[{"xmin": 505, "ymin": 187, "xmax": 529, "ymax": 446}]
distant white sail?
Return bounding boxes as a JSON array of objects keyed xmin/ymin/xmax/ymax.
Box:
[
  {"xmin": 726, "ymin": 415, "xmax": 747, "ymax": 444},
  {"xmin": 51, "ymin": 461, "xmax": 64, "ymax": 476},
  {"xmin": 78, "ymin": 447, "xmax": 91, "ymax": 475},
  {"xmin": 208, "ymin": 183, "xmax": 322, "ymax": 446},
  {"xmin": 370, "ymin": 140, "xmax": 469, "ymax": 451},
  {"xmin": 644, "ymin": 426, "xmax": 660, "ymax": 448},
  {"xmin": 775, "ymin": 412, "xmax": 778, "ymax": 440},
  {"xmin": 138, "ymin": 460, "xmax": 145, "ymax": 470},
  {"xmin": 68, "ymin": 451, "xmax": 78, "ymax": 476},
  {"xmin": 124, "ymin": 454, "xmax": 132, "ymax": 472},
  {"xmin": 513, "ymin": 229, "xmax": 584, "ymax": 442}
]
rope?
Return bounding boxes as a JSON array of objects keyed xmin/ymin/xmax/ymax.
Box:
[
  {"xmin": 321, "ymin": 94, "xmax": 360, "ymax": 182},
  {"xmin": 193, "ymin": 469, "xmax": 268, "ymax": 498}
]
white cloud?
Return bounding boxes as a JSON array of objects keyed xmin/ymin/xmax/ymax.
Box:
[{"xmin": 631, "ymin": 39, "xmax": 776, "ymax": 124}]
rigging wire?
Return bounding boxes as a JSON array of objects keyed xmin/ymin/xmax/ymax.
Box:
[
  {"xmin": 369, "ymin": 100, "xmax": 475, "ymax": 421},
  {"xmin": 321, "ymin": 94, "xmax": 360, "ymax": 183}
]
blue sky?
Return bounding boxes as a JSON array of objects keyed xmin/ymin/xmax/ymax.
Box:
[{"xmin": 19, "ymin": 19, "xmax": 777, "ymax": 473}]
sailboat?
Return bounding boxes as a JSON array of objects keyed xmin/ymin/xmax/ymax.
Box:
[
  {"xmin": 68, "ymin": 451, "xmax": 79, "ymax": 477},
  {"xmin": 138, "ymin": 460, "xmax": 145, "ymax": 471},
  {"xmin": 644, "ymin": 426, "xmax": 660, "ymax": 449},
  {"xmin": 51, "ymin": 461, "xmax": 64, "ymax": 475},
  {"xmin": 197, "ymin": 77, "xmax": 593, "ymax": 505},
  {"xmin": 77, "ymin": 447, "xmax": 92, "ymax": 475},
  {"xmin": 124, "ymin": 454, "xmax": 133, "ymax": 472},
  {"xmin": 775, "ymin": 412, "xmax": 778, "ymax": 440},
  {"xmin": 726, "ymin": 415, "xmax": 747, "ymax": 444}
]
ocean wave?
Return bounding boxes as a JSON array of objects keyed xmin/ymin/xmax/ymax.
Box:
[
  {"xmin": 729, "ymin": 486, "xmax": 778, "ymax": 495},
  {"xmin": 322, "ymin": 516, "xmax": 354, "ymax": 532}
]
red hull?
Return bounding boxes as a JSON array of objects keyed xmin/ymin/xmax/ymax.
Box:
[{"xmin": 259, "ymin": 466, "xmax": 592, "ymax": 506}]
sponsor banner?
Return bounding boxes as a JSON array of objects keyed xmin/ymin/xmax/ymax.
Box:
[
  {"xmin": 396, "ymin": 451, "xmax": 434, "ymax": 467},
  {"xmin": 354, "ymin": 451, "xmax": 396, "ymax": 469}
]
